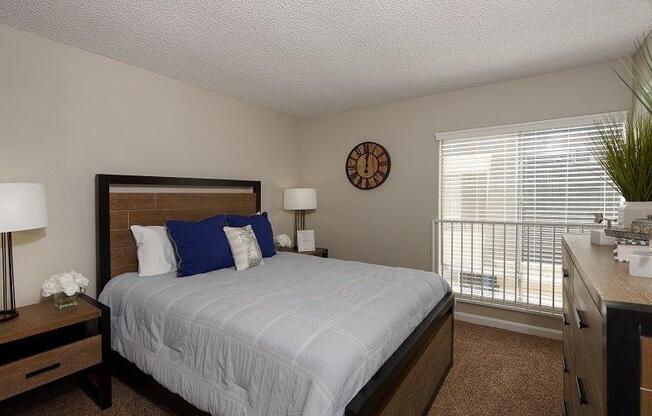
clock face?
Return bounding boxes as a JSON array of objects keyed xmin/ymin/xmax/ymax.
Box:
[{"xmin": 346, "ymin": 141, "xmax": 391, "ymax": 190}]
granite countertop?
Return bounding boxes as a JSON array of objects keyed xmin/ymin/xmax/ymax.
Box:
[{"xmin": 563, "ymin": 234, "xmax": 652, "ymax": 310}]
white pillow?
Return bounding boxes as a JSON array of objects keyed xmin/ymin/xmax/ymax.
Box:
[
  {"xmin": 223, "ymin": 225, "xmax": 264, "ymax": 271},
  {"xmin": 130, "ymin": 225, "xmax": 177, "ymax": 276}
]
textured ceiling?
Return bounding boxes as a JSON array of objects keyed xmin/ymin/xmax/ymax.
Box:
[{"xmin": 0, "ymin": 1, "xmax": 651, "ymax": 118}]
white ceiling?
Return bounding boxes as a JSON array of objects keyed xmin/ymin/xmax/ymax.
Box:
[{"xmin": 1, "ymin": 1, "xmax": 651, "ymax": 118}]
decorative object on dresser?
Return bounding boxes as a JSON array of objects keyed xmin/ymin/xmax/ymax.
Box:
[
  {"xmin": 277, "ymin": 246, "xmax": 328, "ymax": 258},
  {"xmin": 632, "ymin": 216, "xmax": 652, "ymax": 235},
  {"xmin": 614, "ymin": 239, "xmax": 650, "ymax": 263},
  {"xmin": 283, "ymin": 188, "xmax": 317, "ymax": 248},
  {"xmin": 0, "ymin": 183, "xmax": 48, "ymax": 322},
  {"xmin": 274, "ymin": 233, "xmax": 292, "ymax": 248},
  {"xmin": 346, "ymin": 141, "xmax": 391, "ymax": 190},
  {"xmin": 591, "ymin": 213, "xmax": 617, "ymax": 246},
  {"xmin": 0, "ymin": 294, "xmax": 111, "ymax": 410},
  {"xmin": 604, "ymin": 216, "xmax": 652, "ymax": 262},
  {"xmin": 41, "ymin": 271, "xmax": 90, "ymax": 309},
  {"xmin": 296, "ymin": 229, "xmax": 316, "ymax": 252},
  {"xmin": 562, "ymin": 234, "xmax": 652, "ymax": 415}
]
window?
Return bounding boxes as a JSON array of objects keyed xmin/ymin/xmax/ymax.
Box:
[{"xmin": 435, "ymin": 113, "xmax": 624, "ymax": 313}]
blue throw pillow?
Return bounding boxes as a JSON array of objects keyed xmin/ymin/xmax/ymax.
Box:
[
  {"xmin": 225, "ymin": 212, "xmax": 276, "ymax": 257},
  {"xmin": 166, "ymin": 215, "xmax": 234, "ymax": 277}
]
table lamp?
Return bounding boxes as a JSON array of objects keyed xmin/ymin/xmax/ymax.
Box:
[
  {"xmin": 0, "ymin": 183, "xmax": 48, "ymax": 321},
  {"xmin": 283, "ymin": 188, "xmax": 317, "ymax": 248}
]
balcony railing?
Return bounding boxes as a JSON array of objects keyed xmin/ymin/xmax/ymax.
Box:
[{"xmin": 431, "ymin": 219, "xmax": 601, "ymax": 316}]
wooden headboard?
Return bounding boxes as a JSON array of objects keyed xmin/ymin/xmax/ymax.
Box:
[{"xmin": 96, "ymin": 175, "xmax": 261, "ymax": 293}]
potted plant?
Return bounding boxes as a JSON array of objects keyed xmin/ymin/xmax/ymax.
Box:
[
  {"xmin": 592, "ymin": 37, "xmax": 652, "ymax": 228},
  {"xmin": 593, "ymin": 113, "xmax": 652, "ymax": 227}
]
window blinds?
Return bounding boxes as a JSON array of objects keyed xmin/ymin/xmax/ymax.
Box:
[
  {"xmin": 435, "ymin": 113, "xmax": 625, "ymax": 313},
  {"xmin": 437, "ymin": 113, "xmax": 624, "ymax": 224}
]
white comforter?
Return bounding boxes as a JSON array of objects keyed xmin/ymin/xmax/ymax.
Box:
[{"xmin": 99, "ymin": 252, "xmax": 450, "ymax": 416}]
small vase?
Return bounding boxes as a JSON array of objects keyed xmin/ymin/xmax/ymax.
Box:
[
  {"xmin": 53, "ymin": 290, "xmax": 82, "ymax": 309},
  {"xmin": 622, "ymin": 201, "xmax": 652, "ymax": 229}
]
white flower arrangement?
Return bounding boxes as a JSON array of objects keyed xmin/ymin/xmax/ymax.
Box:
[
  {"xmin": 274, "ymin": 233, "xmax": 292, "ymax": 248},
  {"xmin": 41, "ymin": 271, "xmax": 89, "ymax": 298}
]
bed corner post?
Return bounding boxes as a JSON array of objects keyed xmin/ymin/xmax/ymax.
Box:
[
  {"xmin": 96, "ymin": 174, "xmax": 111, "ymax": 295},
  {"xmin": 253, "ymin": 181, "xmax": 261, "ymax": 212}
]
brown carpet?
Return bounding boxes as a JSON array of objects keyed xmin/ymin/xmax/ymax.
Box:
[
  {"xmin": 6, "ymin": 321, "xmax": 562, "ymax": 416},
  {"xmin": 429, "ymin": 321, "xmax": 562, "ymax": 416}
]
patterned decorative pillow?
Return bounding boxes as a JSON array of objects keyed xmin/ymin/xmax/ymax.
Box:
[
  {"xmin": 223, "ymin": 225, "xmax": 264, "ymax": 271},
  {"xmin": 225, "ymin": 212, "xmax": 276, "ymax": 258}
]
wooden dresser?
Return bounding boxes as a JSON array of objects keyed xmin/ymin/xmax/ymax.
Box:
[{"xmin": 562, "ymin": 235, "xmax": 652, "ymax": 416}]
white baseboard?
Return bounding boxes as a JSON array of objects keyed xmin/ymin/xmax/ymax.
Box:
[{"xmin": 455, "ymin": 311, "xmax": 562, "ymax": 340}]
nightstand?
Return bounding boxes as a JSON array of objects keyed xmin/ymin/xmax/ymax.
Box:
[
  {"xmin": 278, "ymin": 247, "xmax": 328, "ymax": 258},
  {"xmin": 0, "ymin": 294, "xmax": 111, "ymax": 410}
]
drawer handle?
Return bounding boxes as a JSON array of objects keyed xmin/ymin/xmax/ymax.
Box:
[
  {"xmin": 562, "ymin": 313, "xmax": 569, "ymax": 326},
  {"xmin": 573, "ymin": 308, "xmax": 587, "ymax": 329},
  {"xmin": 575, "ymin": 376, "xmax": 588, "ymax": 405},
  {"xmin": 563, "ymin": 401, "xmax": 568, "ymax": 416},
  {"xmin": 563, "ymin": 356, "xmax": 569, "ymax": 373},
  {"xmin": 26, "ymin": 363, "xmax": 61, "ymax": 379},
  {"xmin": 562, "ymin": 268, "xmax": 569, "ymax": 278}
]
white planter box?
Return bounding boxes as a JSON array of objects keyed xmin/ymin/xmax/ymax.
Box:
[{"xmin": 622, "ymin": 201, "xmax": 652, "ymax": 229}]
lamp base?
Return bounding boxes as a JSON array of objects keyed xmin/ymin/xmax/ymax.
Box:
[
  {"xmin": 1, "ymin": 232, "xmax": 18, "ymax": 323},
  {"xmin": 294, "ymin": 210, "xmax": 306, "ymax": 250},
  {"xmin": 0, "ymin": 310, "xmax": 18, "ymax": 322}
]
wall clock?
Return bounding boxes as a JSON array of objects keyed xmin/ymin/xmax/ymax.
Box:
[{"xmin": 345, "ymin": 141, "xmax": 391, "ymax": 190}]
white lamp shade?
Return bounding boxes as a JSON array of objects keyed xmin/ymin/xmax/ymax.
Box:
[
  {"xmin": 0, "ymin": 183, "xmax": 48, "ymax": 232},
  {"xmin": 284, "ymin": 188, "xmax": 317, "ymax": 210}
]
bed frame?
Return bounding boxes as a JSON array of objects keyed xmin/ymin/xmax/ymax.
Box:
[{"xmin": 95, "ymin": 174, "xmax": 454, "ymax": 416}]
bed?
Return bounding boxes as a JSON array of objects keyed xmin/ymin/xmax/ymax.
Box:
[{"xmin": 95, "ymin": 174, "xmax": 454, "ymax": 416}]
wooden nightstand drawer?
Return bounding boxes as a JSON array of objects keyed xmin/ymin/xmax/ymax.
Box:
[{"xmin": 0, "ymin": 335, "xmax": 101, "ymax": 401}]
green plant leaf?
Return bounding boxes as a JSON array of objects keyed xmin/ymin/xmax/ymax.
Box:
[{"xmin": 592, "ymin": 112, "xmax": 652, "ymax": 202}]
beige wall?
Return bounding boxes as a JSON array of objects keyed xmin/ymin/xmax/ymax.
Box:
[
  {"xmin": 299, "ymin": 62, "xmax": 632, "ymax": 271},
  {"xmin": 0, "ymin": 24, "xmax": 301, "ymax": 306}
]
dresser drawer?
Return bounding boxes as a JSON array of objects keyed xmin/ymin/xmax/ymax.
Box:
[
  {"xmin": 564, "ymin": 369, "xmax": 585, "ymax": 416},
  {"xmin": 573, "ymin": 372, "xmax": 603, "ymax": 416},
  {"xmin": 563, "ymin": 347, "xmax": 579, "ymax": 416},
  {"xmin": 572, "ymin": 274, "xmax": 604, "ymax": 412},
  {"xmin": 562, "ymin": 289, "xmax": 580, "ymax": 416},
  {"xmin": 0, "ymin": 335, "xmax": 101, "ymax": 401},
  {"xmin": 562, "ymin": 289, "xmax": 575, "ymax": 368},
  {"xmin": 562, "ymin": 247, "xmax": 574, "ymax": 300}
]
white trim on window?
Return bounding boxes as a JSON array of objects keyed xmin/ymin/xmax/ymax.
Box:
[{"xmin": 435, "ymin": 111, "xmax": 626, "ymax": 142}]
